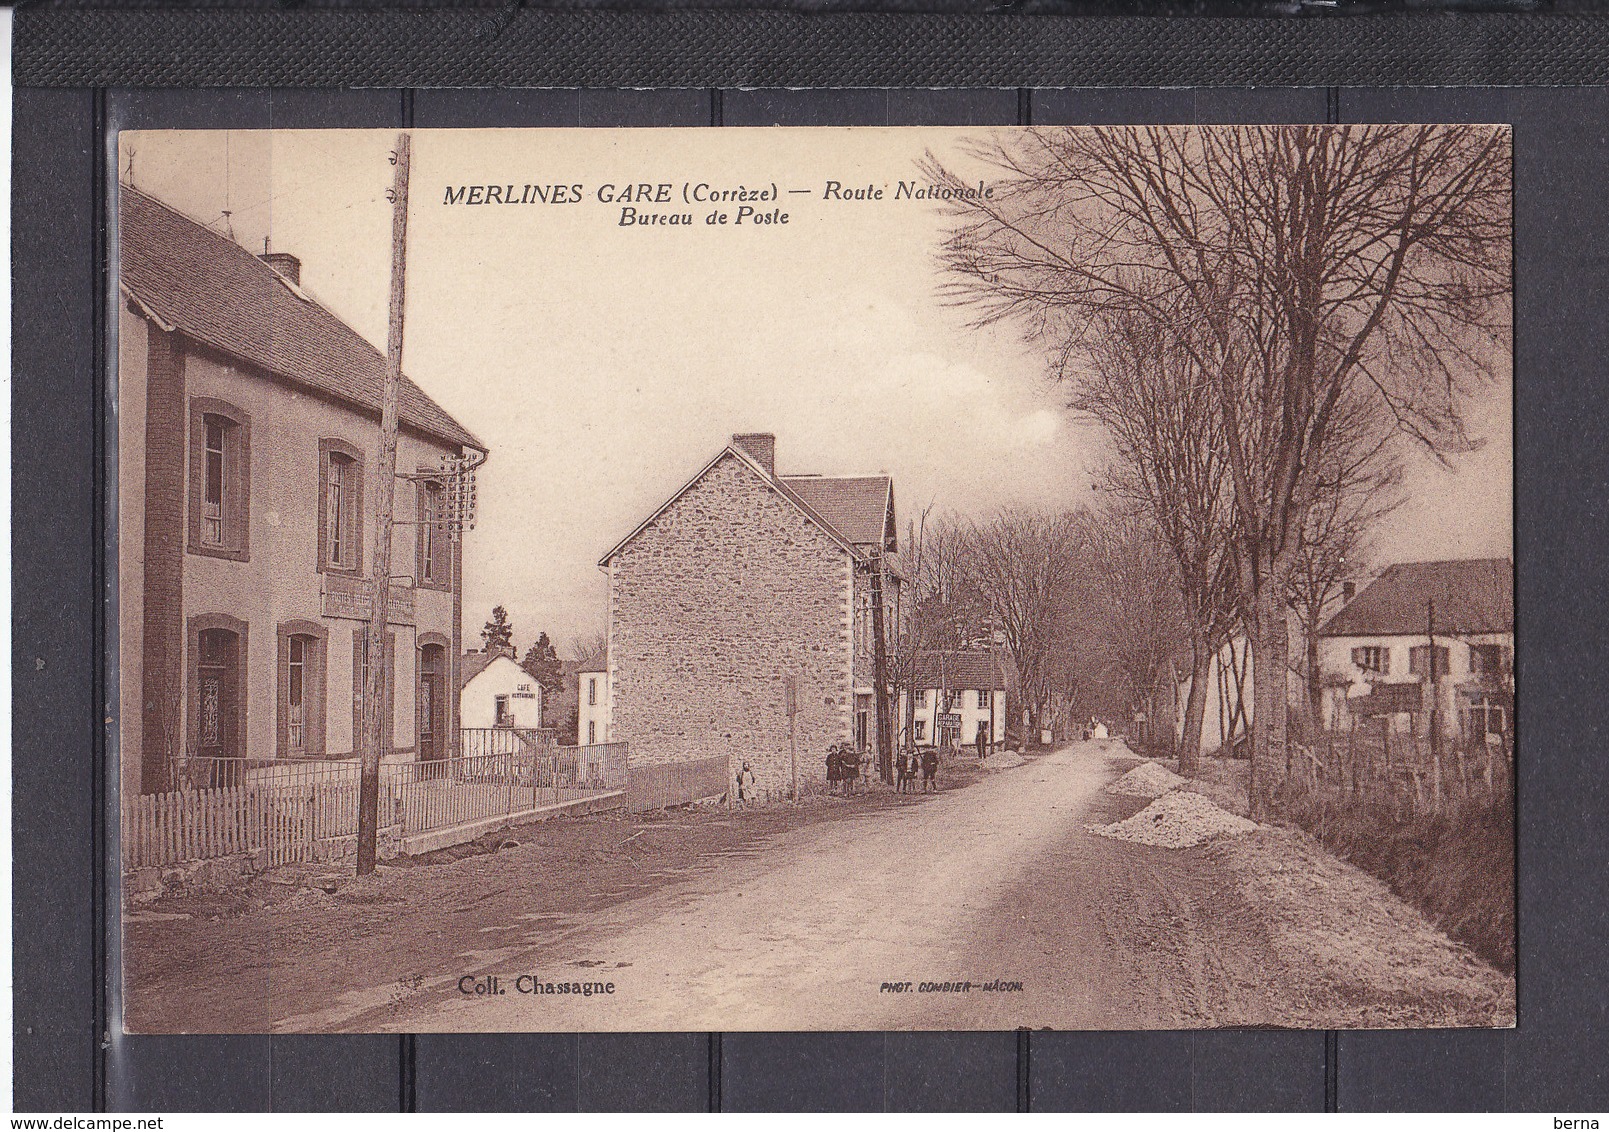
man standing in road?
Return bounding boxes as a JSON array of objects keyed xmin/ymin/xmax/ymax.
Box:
[
  {"xmin": 920, "ymin": 747, "xmax": 939, "ymax": 792},
  {"xmin": 975, "ymin": 721, "xmax": 989, "ymax": 761}
]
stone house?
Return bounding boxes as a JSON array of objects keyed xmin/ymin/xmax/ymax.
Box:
[
  {"xmin": 1317, "ymin": 558, "xmax": 1514, "ymax": 740},
  {"xmin": 599, "ymin": 433, "xmax": 903, "ymax": 789},
  {"xmin": 118, "ymin": 186, "xmax": 485, "ymax": 797}
]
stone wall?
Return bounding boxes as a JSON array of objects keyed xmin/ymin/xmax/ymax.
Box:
[{"xmin": 609, "ymin": 451, "xmax": 854, "ymax": 790}]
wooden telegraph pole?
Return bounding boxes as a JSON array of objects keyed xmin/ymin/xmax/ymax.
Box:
[
  {"xmin": 785, "ymin": 675, "xmax": 799, "ymax": 801},
  {"xmin": 868, "ymin": 559, "xmax": 894, "ymax": 785},
  {"xmin": 357, "ymin": 133, "xmax": 412, "ymax": 877}
]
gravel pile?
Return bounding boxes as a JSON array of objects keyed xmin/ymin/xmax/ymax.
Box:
[
  {"xmin": 981, "ymin": 751, "xmax": 1026, "ymax": 770},
  {"xmin": 1106, "ymin": 760, "xmax": 1186, "ymax": 798},
  {"xmin": 1090, "ymin": 790, "xmax": 1259, "ymax": 850}
]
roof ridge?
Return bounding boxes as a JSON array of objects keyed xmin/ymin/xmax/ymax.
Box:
[
  {"xmin": 121, "ymin": 184, "xmax": 486, "ymax": 454},
  {"xmin": 599, "ymin": 444, "xmax": 864, "ymax": 566},
  {"xmin": 781, "ymin": 473, "xmax": 891, "ymax": 481}
]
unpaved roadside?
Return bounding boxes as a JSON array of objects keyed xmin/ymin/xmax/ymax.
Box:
[
  {"xmin": 123, "ymin": 742, "xmax": 1512, "ymax": 1033},
  {"xmin": 372, "ymin": 742, "xmax": 1510, "ymax": 1032},
  {"xmin": 122, "ymin": 763, "xmax": 987, "ymax": 1033}
]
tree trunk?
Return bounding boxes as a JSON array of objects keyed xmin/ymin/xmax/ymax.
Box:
[
  {"xmin": 1178, "ymin": 639, "xmax": 1211, "ymax": 776},
  {"xmin": 1247, "ymin": 584, "xmax": 1290, "ymax": 820},
  {"xmin": 1305, "ymin": 628, "xmax": 1325, "ymax": 742}
]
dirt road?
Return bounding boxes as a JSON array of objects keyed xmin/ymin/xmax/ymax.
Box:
[{"xmin": 264, "ymin": 741, "xmax": 1509, "ymax": 1033}]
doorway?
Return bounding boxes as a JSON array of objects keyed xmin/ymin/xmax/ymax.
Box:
[
  {"xmin": 195, "ymin": 626, "xmax": 242, "ymax": 786},
  {"xmin": 418, "ymin": 643, "xmax": 446, "ymax": 762}
]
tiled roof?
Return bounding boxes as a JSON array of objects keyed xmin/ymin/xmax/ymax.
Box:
[
  {"xmin": 460, "ymin": 649, "xmax": 516, "ymax": 688},
  {"xmin": 779, "ymin": 475, "xmax": 892, "ymax": 547},
  {"xmin": 912, "ymin": 650, "xmax": 1009, "ymax": 690},
  {"xmin": 120, "ymin": 186, "xmax": 482, "ymax": 452},
  {"xmin": 1318, "ymin": 558, "xmax": 1514, "ymax": 638}
]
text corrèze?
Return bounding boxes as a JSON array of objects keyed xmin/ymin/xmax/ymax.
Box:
[{"xmin": 441, "ymin": 178, "xmax": 995, "ymax": 228}]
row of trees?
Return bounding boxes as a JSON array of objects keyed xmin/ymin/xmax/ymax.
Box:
[
  {"xmin": 899, "ymin": 505, "xmax": 1185, "ymax": 748},
  {"xmin": 926, "ymin": 124, "xmax": 1511, "ymax": 813}
]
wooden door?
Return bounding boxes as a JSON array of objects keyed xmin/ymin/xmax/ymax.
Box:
[
  {"xmin": 418, "ymin": 645, "xmax": 446, "ymax": 762},
  {"xmin": 196, "ymin": 628, "xmax": 241, "ymax": 785}
]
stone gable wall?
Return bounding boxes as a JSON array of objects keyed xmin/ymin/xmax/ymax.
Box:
[{"xmin": 609, "ymin": 452, "xmax": 854, "ymax": 791}]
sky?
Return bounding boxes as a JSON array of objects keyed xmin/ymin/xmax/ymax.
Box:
[{"xmin": 121, "ymin": 127, "xmax": 1514, "ymax": 656}]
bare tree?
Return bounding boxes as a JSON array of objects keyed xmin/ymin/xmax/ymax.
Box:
[
  {"xmin": 570, "ymin": 630, "xmax": 608, "ymax": 670},
  {"xmin": 915, "ymin": 514, "xmax": 992, "ymax": 653},
  {"xmin": 963, "ymin": 509, "xmax": 1086, "ymax": 741},
  {"xmin": 927, "ymin": 124, "xmax": 1510, "ymax": 812},
  {"xmin": 1083, "ymin": 307, "xmax": 1241, "ymax": 772},
  {"xmin": 1286, "ymin": 394, "xmax": 1403, "ymax": 738},
  {"xmin": 1081, "ymin": 508, "xmax": 1189, "ymax": 747}
]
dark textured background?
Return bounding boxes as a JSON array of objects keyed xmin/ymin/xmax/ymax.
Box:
[
  {"xmin": 11, "ymin": 15, "xmax": 1608, "ymax": 1110},
  {"xmin": 15, "ymin": 11, "xmax": 1609, "ymax": 89}
]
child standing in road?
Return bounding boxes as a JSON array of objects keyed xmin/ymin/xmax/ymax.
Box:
[{"xmin": 735, "ymin": 762, "xmax": 756, "ymax": 806}]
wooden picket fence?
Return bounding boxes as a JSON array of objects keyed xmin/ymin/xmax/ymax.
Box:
[
  {"xmin": 124, "ymin": 739, "xmax": 629, "ymax": 870},
  {"xmin": 124, "ymin": 774, "xmax": 382, "ymax": 869}
]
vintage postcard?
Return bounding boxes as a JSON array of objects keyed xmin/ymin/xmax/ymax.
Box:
[{"xmin": 116, "ymin": 125, "xmax": 1514, "ymax": 1033}]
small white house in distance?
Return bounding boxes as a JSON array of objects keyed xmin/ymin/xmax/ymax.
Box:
[
  {"xmin": 577, "ymin": 670, "xmax": 611, "ymax": 746},
  {"xmin": 897, "ymin": 650, "xmax": 1008, "ymax": 750},
  {"xmin": 460, "ymin": 648, "xmax": 543, "ymax": 730}
]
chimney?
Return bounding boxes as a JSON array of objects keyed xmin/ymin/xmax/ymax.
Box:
[
  {"xmin": 259, "ymin": 251, "xmax": 302, "ymax": 286},
  {"xmin": 732, "ymin": 432, "xmax": 776, "ymax": 477},
  {"xmin": 1342, "ymin": 581, "xmax": 1356, "ymax": 604}
]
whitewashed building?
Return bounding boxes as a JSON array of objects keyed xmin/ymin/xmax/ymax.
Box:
[
  {"xmin": 1317, "ymin": 558, "xmax": 1514, "ymax": 740},
  {"xmin": 897, "ymin": 651, "xmax": 1008, "ymax": 750},
  {"xmin": 459, "ymin": 648, "xmax": 543, "ymax": 731},
  {"xmin": 577, "ymin": 669, "xmax": 611, "ymax": 746}
]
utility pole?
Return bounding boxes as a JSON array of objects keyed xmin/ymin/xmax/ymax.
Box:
[
  {"xmin": 356, "ymin": 132, "xmax": 412, "ymax": 877},
  {"xmin": 785, "ymin": 675, "xmax": 799, "ymax": 801},
  {"xmin": 868, "ymin": 557, "xmax": 894, "ymax": 785}
]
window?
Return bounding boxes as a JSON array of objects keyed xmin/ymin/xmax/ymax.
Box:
[
  {"xmin": 495, "ymin": 694, "xmax": 513, "ymax": 727},
  {"xmin": 913, "ymin": 689, "xmax": 926, "ymax": 708},
  {"xmin": 288, "ymin": 638, "xmax": 306, "ymax": 748},
  {"xmin": 976, "ymin": 689, "xmax": 991, "ymax": 710},
  {"xmin": 1409, "ymin": 645, "xmax": 1452, "ymax": 678},
  {"xmin": 915, "ymin": 720, "xmax": 927, "ymax": 741},
  {"xmin": 1351, "ymin": 646, "xmax": 1390, "ymax": 674},
  {"xmin": 203, "ymin": 418, "xmax": 226, "ymax": 544},
  {"xmin": 327, "ymin": 456, "xmax": 349, "ymax": 563},
  {"xmin": 351, "ymin": 630, "xmax": 395, "ymax": 753},
  {"xmin": 1463, "ymin": 694, "xmax": 1508, "ymax": 740},
  {"xmin": 319, "ymin": 440, "xmax": 364, "ymax": 574},
  {"xmin": 188, "ymin": 399, "xmax": 251, "ymax": 560},
  {"xmin": 587, "ymin": 678, "xmax": 597, "ymax": 707},
  {"xmin": 277, "ymin": 622, "xmax": 327, "ymax": 758},
  {"xmin": 587, "ymin": 720, "xmax": 596, "ymax": 745},
  {"xmin": 1469, "ymin": 644, "xmax": 1509, "ymax": 678},
  {"xmin": 417, "ymin": 477, "xmax": 452, "ymax": 589}
]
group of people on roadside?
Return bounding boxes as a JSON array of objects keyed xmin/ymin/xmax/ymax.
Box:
[
  {"xmin": 895, "ymin": 746, "xmax": 939, "ymax": 793},
  {"xmin": 731, "ymin": 739, "xmax": 951, "ymax": 806},
  {"xmin": 826, "ymin": 742, "xmax": 867, "ymax": 795}
]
